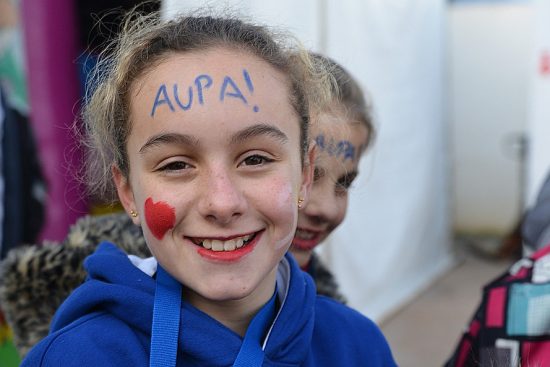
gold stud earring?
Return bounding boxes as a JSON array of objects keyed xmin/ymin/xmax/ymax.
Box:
[
  {"xmin": 298, "ymin": 198, "xmax": 304, "ymax": 209},
  {"xmin": 130, "ymin": 210, "xmax": 138, "ymax": 218}
]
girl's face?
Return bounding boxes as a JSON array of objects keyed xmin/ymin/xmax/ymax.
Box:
[
  {"xmin": 290, "ymin": 111, "xmax": 368, "ymax": 268},
  {"xmin": 114, "ymin": 47, "xmax": 313, "ymax": 309}
]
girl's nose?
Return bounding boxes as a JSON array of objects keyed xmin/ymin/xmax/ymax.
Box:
[
  {"xmin": 302, "ymin": 183, "xmax": 339, "ymax": 225},
  {"xmin": 198, "ymin": 168, "xmax": 247, "ymax": 225}
]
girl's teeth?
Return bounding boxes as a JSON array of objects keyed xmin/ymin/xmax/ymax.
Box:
[
  {"xmin": 224, "ymin": 241, "xmax": 236, "ymax": 251},
  {"xmin": 296, "ymin": 229, "xmax": 315, "ymax": 240},
  {"xmin": 211, "ymin": 240, "xmax": 224, "ymax": 251},
  {"xmin": 201, "ymin": 235, "xmax": 253, "ymax": 252}
]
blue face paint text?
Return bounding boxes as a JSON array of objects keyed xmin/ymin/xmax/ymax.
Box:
[
  {"xmin": 150, "ymin": 69, "xmax": 259, "ymax": 117},
  {"xmin": 315, "ymin": 134, "xmax": 362, "ymax": 163}
]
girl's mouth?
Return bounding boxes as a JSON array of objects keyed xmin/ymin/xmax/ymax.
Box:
[
  {"xmin": 192, "ymin": 233, "xmax": 256, "ymax": 252},
  {"xmin": 292, "ymin": 228, "xmax": 322, "ymax": 251},
  {"xmin": 191, "ymin": 231, "xmax": 263, "ymax": 262}
]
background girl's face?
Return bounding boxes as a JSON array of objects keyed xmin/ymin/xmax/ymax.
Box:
[
  {"xmin": 114, "ymin": 47, "xmax": 312, "ymax": 309},
  {"xmin": 291, "ymin": 111, "xmax": 368, "ymax": 268}
]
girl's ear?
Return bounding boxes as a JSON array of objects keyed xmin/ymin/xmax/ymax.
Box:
[
  {"xmin": 112, "ymin": 165, "xmax": 140, "ymax": 225},
  {"xmin": 299, "ymin": 142, "xmax": 316, "ymax": 206}
]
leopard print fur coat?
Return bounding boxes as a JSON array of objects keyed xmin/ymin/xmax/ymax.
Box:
[{"xmin": 0, "ymin": 213, "xmax": 344, "ymax": 357}]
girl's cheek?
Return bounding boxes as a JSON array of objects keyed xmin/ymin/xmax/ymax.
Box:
[
  {"xmin": 144, "ymin": 197, "xmax": 176, "ymax": 240},
  {"xmin": 274, "ymin": 182, "xmax": 293, "ymax": 210},
  {"xmin": 270, "ymin": 181, "xmax": 298, "ymax": 250}
]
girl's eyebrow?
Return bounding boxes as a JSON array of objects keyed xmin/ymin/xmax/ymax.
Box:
[
  {"xmin": 139, "ymin": 133, "xmax": 199, "ymax": 154},
  {"xmin": 139, "ymin": 123, "xmax": 288, "ymax": 154},
  {"xmin": 230, "ymin": 123, "xmax": 288, "ymax": 145}
]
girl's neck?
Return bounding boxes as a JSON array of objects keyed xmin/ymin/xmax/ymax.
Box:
[{"xmin": 183, "ymin": 268, "xmax": 278, "ymax": 337}]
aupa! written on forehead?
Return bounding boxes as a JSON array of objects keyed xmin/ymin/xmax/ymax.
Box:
[
  {"xmin": 145, "ymin": 53, "xmax": 263, "ymax": 118},
  {"xmin": 129, "ymin": 47, "xmax": 296, "ymax": 122}
]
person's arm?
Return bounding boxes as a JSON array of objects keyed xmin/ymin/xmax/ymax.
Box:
[{"xmin": 445, "ymin": 301, "xmax": 484, "ymax": 366}]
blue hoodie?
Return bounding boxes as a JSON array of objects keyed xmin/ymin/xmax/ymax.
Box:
[{"xmin": 22, "ymin": 242, "xmax": 396, "ymax": 366}]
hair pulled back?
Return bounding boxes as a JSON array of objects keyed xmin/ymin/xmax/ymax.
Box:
[
  {"xmin": 311, "ymin": 53, "xmax": 375, "ymax": 152},
  {"xmin": 82, "ymin": 10, "xmax": 331, "ymax": 202}
]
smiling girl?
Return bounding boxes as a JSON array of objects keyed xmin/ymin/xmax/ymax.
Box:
[
  {"xmin": 290, "ymin": 55, "xmax": 374, "ymax": 302},
  {"xmin": 20, "ymin": 12, "xmax": 396, "ymax": 367}
]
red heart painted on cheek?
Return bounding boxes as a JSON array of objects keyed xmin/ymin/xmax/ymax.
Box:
[{"xmin": 144, "ymin": 198, "xmax": 176, "ymax": 240}]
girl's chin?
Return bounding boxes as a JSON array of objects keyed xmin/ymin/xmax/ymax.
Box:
[
  {"xmin": 185, "ymin": 281, "xmax": 255, "ymax": 303},
  {"xmin": 291, "ymin": 239, "xmax": 320, "ymax": 252}
]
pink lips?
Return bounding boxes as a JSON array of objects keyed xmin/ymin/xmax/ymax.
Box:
[{"xmin": 291, "ymin": 228, "xmax": 322, "ymax": 251}]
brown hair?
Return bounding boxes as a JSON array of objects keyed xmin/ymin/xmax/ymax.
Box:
[
  {"xmin": 80, "ymin": 10, "xmax": 331, "ymax": 202},
  {"xmin": 311, "ymin": 53, "xmax": 375, "ymax": 152}
]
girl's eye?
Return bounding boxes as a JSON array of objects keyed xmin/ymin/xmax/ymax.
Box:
[
  {"xmin": 159, "ymin": 161, "xmax": 190, "ymax": 171},
  {"xmin": 335, "ymin": 172, "xmax": 358, "ymax": 195},
  {"xmin": 241, "ymin": 154, "xmax": 273, "ymax": 167}
]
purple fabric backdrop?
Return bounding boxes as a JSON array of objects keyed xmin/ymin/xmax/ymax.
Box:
[{"xmin": 21, "ymin": 0, "xmax": 87, "ymax": 242}]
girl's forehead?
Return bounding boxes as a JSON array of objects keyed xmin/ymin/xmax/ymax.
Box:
[
  {"xmin": 126, "ymin": 46, "xmax": 300, "ymax": 148},
  {"xmin": 137, "ymin": 47, "xmax": 286, "ymax": 87},
  {"xmin": 129, "ymin": 47, "xmax": 292, "ymax": 117},
  {"xmin": 313, "ymin": 115, "xmax": 368, "ymax": 166},
  {"xmin": 314, "ymin": 110, "xmax": 368, "ymax": 141}
]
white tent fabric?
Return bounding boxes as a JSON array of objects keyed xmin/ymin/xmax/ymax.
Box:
[
  {"xmin": 526, "ymin": 0, "xmax": 550, "ymax": 205},
  {"xmin": 163, "ymin": 0, "xmax": 452, "ymax": 322},
  {"xmin": 320, "ymin": 0, "xmax": 452, "ymax": 321}
]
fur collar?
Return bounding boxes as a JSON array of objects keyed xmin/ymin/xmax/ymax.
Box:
[{"xmin": 0, "ymin": 213, "xmax": 149, "ymax": 357}]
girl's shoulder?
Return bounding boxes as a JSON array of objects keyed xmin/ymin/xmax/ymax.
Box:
[
  {"xmin": 314, "ymin": 295, "xmax": 379, "ymax": 332},
  {"xmin": 312, "ymin": 297, "xmax": 397, "ymax": 366},
  {"xmin": 21, "ymin": 311, "xmax": 147, "ymax": 367}
]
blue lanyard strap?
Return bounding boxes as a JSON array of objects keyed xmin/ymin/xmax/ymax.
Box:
[
  {"xmin": 232, "ymin": 290, "xmax": 277, "ymax": 367},
  {"xmin": 149, "ymin": 265, "xmax": 276, "ymax": 367},
  {"xmin": 150, "ymin": 266, "xmax": 182, "ymax": 367}
]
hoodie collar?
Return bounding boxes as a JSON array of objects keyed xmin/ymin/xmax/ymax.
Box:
[{"xmin": 53, "ymin": 242, "xmax": 316, "ymax": 366}]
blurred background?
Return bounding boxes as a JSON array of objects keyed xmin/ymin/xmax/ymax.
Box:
[{"xmin": 0, "ymin": 0, "xmax": 549, "ymax": 366}]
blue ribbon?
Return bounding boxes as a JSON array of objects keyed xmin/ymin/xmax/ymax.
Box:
[
  {"xmin": 232, "ymin": 290, "xmax": 277, "ymax": 367},
  {"xmin": 150, "ymin": 266, "xmax": 182, "ymax": 367},
  {"xmin": 149, "ymin": 265, "xmax": 276, "ymax": 367}
]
